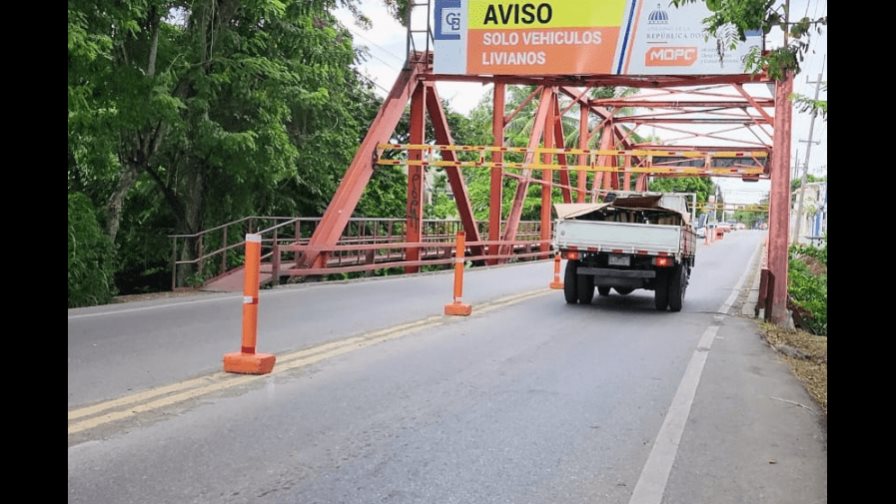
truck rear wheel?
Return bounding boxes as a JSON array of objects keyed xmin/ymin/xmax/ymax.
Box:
[
  {"xmin": 578, "ymin": 274, "xmax": 595, "ymax": 304},
  {"xmin": 614, "ymin": 287, "xmax": 634, "ymax": 295},
  {"xmin": 654, "ymin": 271, "xmax": 669, "ymax": 311},
  {"xmin": 564, "ymin": 260, "xmax": 578, "ymax": 304},
  {"xmin": 668, "ymin": 264, "xmax": 687, "ymax": 312},
  {"xmin": 597, "ymin": 286, "xmax": 610, "ymax": 296}
]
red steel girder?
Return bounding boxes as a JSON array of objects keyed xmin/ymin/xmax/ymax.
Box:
[
  {"xmin": 405, "ymin": 82, "xmax": 426, "ymax": 273},
  {"xmin": 616, "ymin": 107, "xmax": 760, "ymax": 120},
  {"xmin": 633, "ymin": 144, "xmax": 771, "ymax": 153},
  {"xmin": 301, "ymin": 51, "xmax": 780, "ymax": 284},
  {"xmin": 635, "ymin": 174, "xmax": 648, "ymax": 191},
  {"xmin": 646, "ymin": 123, "xmax": 771, "ymax": 147},
  {"xmin": 504, "ymin": 86, "xmax": 540, "ymax": 125},
  {"xmin": 424, "ymin": 74, "xmax": 769, "ymax": 89},
  {"xmin": 540, "ymin": 92, "xmax": 556, "ymax": 253},
  {"xmin": 425, "ymin": 83, "xmax": 485, "ymax": 259},
  {"xmin": 302, "ymin": 61, "xmax": 423, "ymax": 268},
  {"xmin": 608, "ymin": 131, "xmax": 620, "ymax": 190},
  {"xmin": 551, "ymin": 93, "xmax": 573, "ymax": 204},
  {"xmin": 557, "ymin": 86, "xmax": 647, "ymax": 171},
  {"xmin": 502, "ymin": 86, "xmax": 553, "ymax": 251},
  {"xmin": 768, "ymin": 74, "xmax": 794, "ymax": 324},
  {"xmin": 577, "ymin": 103, "xmax": 589, "ymax": 203},
  {"xmin": 591, "ymin": 99, "xmax": 773, "ymax": 109},
  {"xmin": 617, "ymin": 117, "xmax": 769, "ymax": 125},
  {"xmin": 488, "ymin": 82, "xmax": 506, "ymax": 265},
  {"xmin": 595, "ymin": 124, "xmax": 616, "ymax": 197},
  {"xmin": 561, "ymin": 87, "xmax": 591, "ymax": 116},
  {"xmin": 733, "ymin": 83, "xmax": 775, "ymax": 124}
]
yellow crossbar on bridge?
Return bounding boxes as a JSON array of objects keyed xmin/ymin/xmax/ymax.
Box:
[
  {"xmin": 377, "ymin": 143, "xmax": 769, "ymax": 159},
  {"xmin": 375, "ymin": 143, "xmax": 768, "ymax": 177},
  {"xmin": 376, "ymin": 159, "xmax": 765, "ymax": 176}
]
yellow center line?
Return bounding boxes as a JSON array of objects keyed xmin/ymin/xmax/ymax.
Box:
[{"xmin": 68, "ymin": 288, "xmax": 552, "ymax": 436}]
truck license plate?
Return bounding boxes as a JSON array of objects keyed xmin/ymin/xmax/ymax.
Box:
[{"xmin": 608, "ymin": 255, "xmax": 630, "ymax": 266}]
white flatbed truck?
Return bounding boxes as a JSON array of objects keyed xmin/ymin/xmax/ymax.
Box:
[{"xmin": 553, "ymin": 192, "xmax": 697, "ymax": 311}]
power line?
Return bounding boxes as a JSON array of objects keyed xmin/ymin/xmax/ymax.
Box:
[
  {"xmin": 338, "ymin": 27, "xmax": 405, "ymax": 96},
  {"xmin": 346, "ymin": 27, "xmax": 405, "ymax": 64},
  {"xmin": 358, "ymin": 48, "xmax": 402, "ymax": 71},
  {"xmin": 357, "ymin": 72, "xmax": 391, "ymax": 95}
]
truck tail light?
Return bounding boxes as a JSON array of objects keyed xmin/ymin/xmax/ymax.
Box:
[
  {"xmin": 564, "ymin": 251, "xmax": 579, "ymax": 260},
  {"xmin": 655, "ymin": 256, "xmax": 672, "ymax": 267}
]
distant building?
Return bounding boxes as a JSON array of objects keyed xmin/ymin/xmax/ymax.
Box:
[{"xmin": 790, "ymin": 181, "xmax": 827, "ymax": 245}]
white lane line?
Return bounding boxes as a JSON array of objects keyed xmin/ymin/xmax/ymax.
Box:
[
  {"xmin": 67, "ymin": 295, "xmax": 239, "ymax": 320},
  {"xmin": 719, "ymin": 237, "xmax": 764, "ymax": 315},
  {"xmin": 627, "ymin": 236, "xmax": 764, "ymax": 504},
  {"xmin": 627, "ymin": 324, "xmax": 721, "ymax": 504}
]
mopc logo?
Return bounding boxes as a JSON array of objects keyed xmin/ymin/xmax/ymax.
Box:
[{"xmin": 645, "ymin": 46, "xmax": 698, "ymax": 66}]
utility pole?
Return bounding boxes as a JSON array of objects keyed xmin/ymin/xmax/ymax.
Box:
[
  {"xmin": 789, "ymin": 149, "xmax": 800, "ymax": 236},
  {"xmin": 792, "ymin": 55, "xmax": 825, "ymax": 244}
]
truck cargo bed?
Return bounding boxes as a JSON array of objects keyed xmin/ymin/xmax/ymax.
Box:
[{"xmin": 555, "ymin": 220, "xmax": 682, "ymax": 256}]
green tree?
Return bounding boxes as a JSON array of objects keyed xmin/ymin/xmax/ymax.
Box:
[
  {"xmin": 381, "ymin": 0, "xmax": 411, "ymax": 23},
  {"xmin": 69, "ymin": 0, "xmax": 404, "ymax": 297},
  {"xmin": 69, "ymin": 193, "xmax": 117, "ymax": 307},
  {"xmin": 671, "ymin": 0, "xmax": 827, "ymax": 81},
  {"xmin": 733, "ymin": 203, "xmax": 767, "ymax": 228},
  {"xmin": 791, "ymin": 82, "xmax": 827, "ymax": 119},
  {"xmin": 648, "ymin": 177, "xmax": 716, "ymax": 205},
  {"xmin": 791, "ymin": 173, "xmax": 824, "ymax": 192}
]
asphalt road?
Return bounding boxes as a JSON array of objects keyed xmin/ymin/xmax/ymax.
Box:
[{"xmin": 68, "ymin": 231, "xmax": 826, "ymax": 503}]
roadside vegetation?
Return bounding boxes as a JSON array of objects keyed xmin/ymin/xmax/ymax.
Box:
[
  {"xmin": 762, "ymin": 323, "xmax": 827, "ymax": 415},
  {"xmin": 759, "ymin": 237, "xmax": 827, "ymax": 414},
  {"xmin": 788, "ymin": 239, "xmax": 827, "ymax": 336}
]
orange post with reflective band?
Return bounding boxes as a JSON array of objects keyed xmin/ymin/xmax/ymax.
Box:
[
  {"xmin": 549, "ymin": 253, "xmax": 564, "ymax": 289},
  {"xmin": 444, "ymin": 231, "xmax": 473, "ymax": 316},
  {"xmin": 223, "ymin": 234, "xmax": 276, "ymax": 374}
]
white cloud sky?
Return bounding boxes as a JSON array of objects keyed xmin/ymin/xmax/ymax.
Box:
[{"xmin": 335, "ymin": 0, "xmax": 827, "ymax": 205}]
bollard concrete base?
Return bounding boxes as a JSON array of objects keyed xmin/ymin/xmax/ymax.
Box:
[
  {"xmin": 223, "ymin": 352, "xmax": 276, "ymax": 375},
  {"xmin": 444, "ymin": 302, "xmax": 472, "ymax": 316}
]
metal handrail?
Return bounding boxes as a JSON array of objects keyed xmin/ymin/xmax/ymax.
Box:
[
  {"xmin": 169, "ymin": 215, "xmax": 544, "ymax": 290},
  {"xmin": 168, "ymin": 216, "xmax": 297, "ymax": 239}
]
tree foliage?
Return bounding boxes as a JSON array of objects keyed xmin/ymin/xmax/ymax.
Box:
[
  {"xmin": 69, "ymin": 193, "xmax": 117, "ymax": 307},
  {"xmin": 788, "ymin": 240, "xmax": 827, "ymax": 335},
  {"xmin": 791, "ymin": 173, "xmax": 824, "ymax": 192},
  {"xmin": 648, "ymin": 177, "xmax": 715, "ymax": 205},
  {"xmin": 381, "ymin": 0, "xmax": 410, "ymax": 24},
  {"xmin": 672, "ymin": 0, "xmax": 826, "ymax": 81},
  {"xmin": 68, "ymin": 0, "xmax": 398, "ymax": 297},
  {"xmin": 791, "ymin": 82, "xmax": 827, "ymax": 119},
  {"xmin": 732, "ymin": 204, "xmax": 767, "ymax": 228}
]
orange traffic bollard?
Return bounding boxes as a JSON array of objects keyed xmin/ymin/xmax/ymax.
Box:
[
  {"xmin": 223, "ymin": 233, "xmax": 276, "ymax": 374},
  {"xmin": 549, "ymin": 252, "xmax": 564, "ymax": 289},
  {"xmin": 444, "ymin": 231, "xmax": 473, "ymax": 316}
]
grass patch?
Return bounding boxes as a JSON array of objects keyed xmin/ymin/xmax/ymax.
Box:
[{"xmin": 762, "ymin": 323, "xmax": 827, "ymax": 415}]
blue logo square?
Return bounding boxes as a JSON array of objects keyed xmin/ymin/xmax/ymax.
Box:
[{"xmin": 435, "ymin": 0, "xmax": 462, "ymax": 40}]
